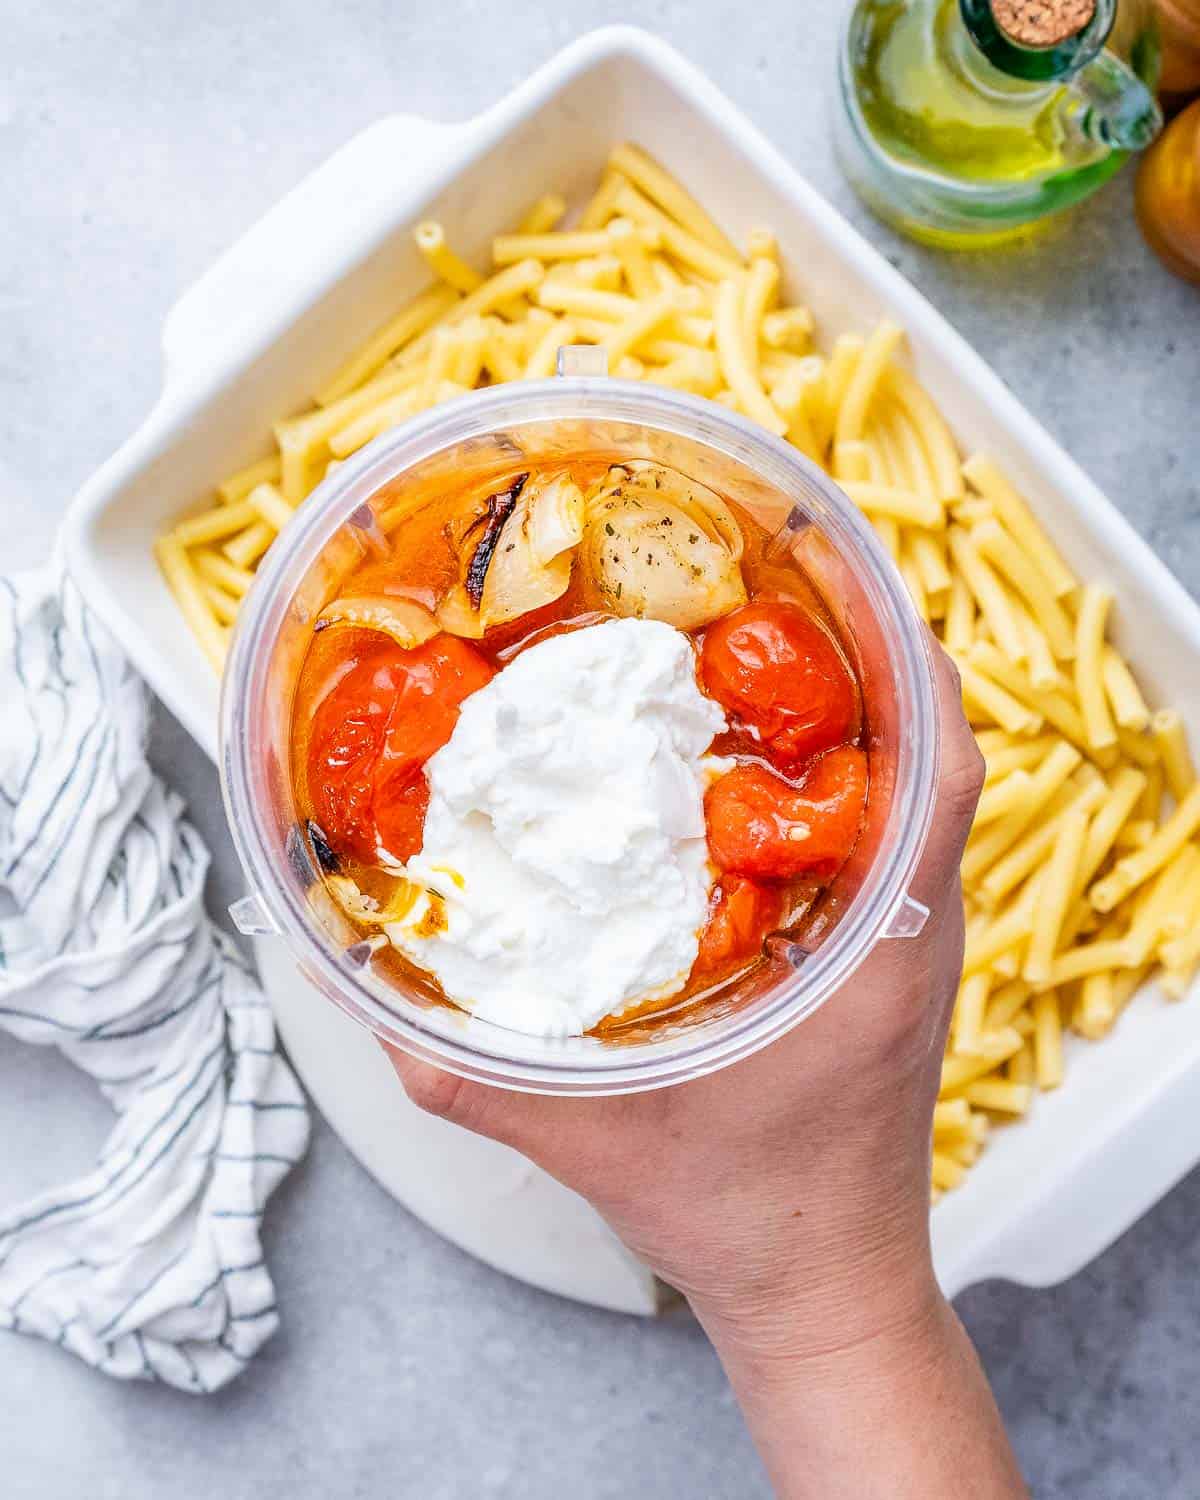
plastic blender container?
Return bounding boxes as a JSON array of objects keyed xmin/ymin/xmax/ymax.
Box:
[{"xmin": 221, "ymin": 379, "xmax": 940, "ymax": 1096}]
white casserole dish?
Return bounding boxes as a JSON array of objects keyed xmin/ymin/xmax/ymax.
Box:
[{"xmin": 63, "ymin": 25, "xmax": 1200, "ymax": 1306}]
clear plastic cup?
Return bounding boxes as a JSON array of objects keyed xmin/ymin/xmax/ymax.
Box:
[{"xmin": 221, "ymin": 379, "xmax": 939, "ymax": 1095}]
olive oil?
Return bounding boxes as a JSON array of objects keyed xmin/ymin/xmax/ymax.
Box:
[
  {"xmin": 835, "ymin": 0, "xmax": 1163, "ymax": 245},
  {"xmin": 853, "ymin": 0, "xmax": 1105, "ymax": 181}
]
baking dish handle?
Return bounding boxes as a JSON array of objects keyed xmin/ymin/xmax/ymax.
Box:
[{"xmin": 160, "ymin": 114, "xmax": 464, "ymax": 387}]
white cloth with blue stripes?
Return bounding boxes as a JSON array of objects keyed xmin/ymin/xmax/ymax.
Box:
[{"xmin": 0, "ymin": 565, "xmax": 309, "ymax": 1392}]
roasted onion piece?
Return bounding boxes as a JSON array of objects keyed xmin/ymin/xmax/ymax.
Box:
[
  {"xmin": 438, "ymin": 471, "xmax": 585, "ymax": 638},
  {"xmin": 314, "ymin": 594, "xmax": 439, "ymax": 649},
  {"xmin": 325, "ymin": 872, "xmax": 423, "ymax": 926},
  {"xmin": 581, "ymin": 462, "xmax": 747, "ymax": 630}
]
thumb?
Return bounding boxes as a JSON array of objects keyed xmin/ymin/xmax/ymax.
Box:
[{"xmin": 907, "ymin": 637, "xmax": 984, "ymax": 910}]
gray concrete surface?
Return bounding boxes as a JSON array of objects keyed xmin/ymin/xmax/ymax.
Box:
[{"xmin": 1, "ymin": 3, "xmax": 1198, "ymax": 1496}]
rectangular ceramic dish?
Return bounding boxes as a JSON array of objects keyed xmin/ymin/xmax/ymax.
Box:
[{"xmin": 64, "ymin": 26, "xmax": 1200, "ymax": 1299}]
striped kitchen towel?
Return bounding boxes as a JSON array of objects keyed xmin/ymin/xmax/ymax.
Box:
[{"xmin": 0, "ymin": 564, "xmax": 309, "ymax": 1392}]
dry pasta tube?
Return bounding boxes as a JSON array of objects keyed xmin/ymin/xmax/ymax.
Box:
[
  {"xmin": 276, "ymin": 363, "xmax": 428, "ymax": 500},
  {"xmin": 878, "ymin": 396, "xmax": 937, "ymax": 504},
  {"xmin": 840, "ymin": 483, "xmax": 943, "ymax": 530},
  {"xmin": 1007, "ymin": 1043, "xmax": 1036, "ymax": 1085},
  {"xmin": 961, "ymin": 879, "xmax": 1041, "ymax": 976},
  {"xmin": 155, "ymin": 535, "xmax": 228, "ymax": 671},
  {"xmin": 741, "ymin": 256, "xmax": 780, "ymax": 366},
  {"xmin": 745, "ymin": 227, "xmax": 778, "ymax": 261},
  {"xmin": 951, "ymin": 971, "xmax": 992, "ymax": 1056},
  {"xmin": 315, "ymin": 283, "xmax": 460, "ymax": 406},
  {"xmin": 932, "ymin": 1154, "xmax": 967, "ymax": 1190},
  {"xmin": 971, "ymin": 517, "xmax": 1075, "ymax": 660},
  {"xmin": 173, "ymin": 498, "xmax": 258, "ymax": 548},
  {"xmin": 1074, "ymin": 585, "xmax": 1118, "ymax": 752},
  {"xmin": 192, "ymin": 549, "xmax": 255, "ymax": 597},
  {"xmin": 910, "ymin": 530, "xmax": 953, "ymax": 603},
  {"xmin": 492, "ymin": 225, "xmax": 658, "ymax": 265},
  {"xmin": 1074, "ymin": 971, "xmax": 1117, "ymax": 1038},
  {"xmin": 961, "ymin": 744, "xmax": 1082, "ymax": 885},
  {"xmin": 1037, "ymin": 771, "xmax": 1139, "ymax": 904},
  {"xmin": 1101, "ymin": 646, "xmax": 1151, "ymax": 732},
  {"xmin": 884, "ymin": 365, "xmax": 963, "ymax": 503},
  {"xmin": 834, "ymin": 319, "xmax": 905, "ymax": 452},
  {"xmin": 713, "ymin": 278, "xmax": 786, "ymax": 436},
  {"xmin": 515, "ymin": 192, "xmax": 567, "ymax": 235},
  {"xmin": 762, "ymin": 307, "xmax": 814, "ymax": 350},
  {"xmin": 963, "ymin": 1079, "xmax": 1033, "ymax": 1114},
  {"xmin": 578, "ymin": 168, "xmax": 626, "ymax": 229},
  {"xmin": 598, "ymin": 292, "xmax": 679, "ymax": 365},
  {"xmin": 966, "ymin": 642, "xmax": 1092, "ymax": 756},
  {"xmin": 972, "ymin": 786, "xmax": 1104, "ymax": 912},
  {"xmin": 1124, "ymin": 855, "xmax": 1193, "ymax": 962},
  {"xmin": 607, "ymin": 143, "xmax": 743, "ymax": 261},
  {"xmin": 947, "ymin": 528, "xmax": 1027, "ymax": 663},
  {"xmin": 247, "ymin": 482, "xmax": 295, "ymax": 533},
  {"xmin": 612, "ymin": 181, "xmax": 744, "ymax": 282},
  {"xmin": 542, "ymin": 255, "xmax": 623, "ymax": 292},
  {"xmin": 974, "ymin": 769, "xmax": 1037, "ymax": 827},
  {"xmin": 608, "ymin": 218, "xmax": 660, "ymax": 299},
  {"xmin": 957, "ymin": 660, "xmax": 1042, "ymax": 737},
  {"xmin": 1023, "ymin": 808, "xmax": 1090, "ymax": 984},
  {"xmin": 1012, "ymin": 600, "xmax": 1058, "ymax": 691},
  {"xmin": 329, "ymin": 380, "xmax": 467, "ymax": 460},
  {"xmin": 1152, "ymin": 709, "xmax": 1195, "ymax": 801},
  {"xmin": 1090, "ymin": 782, "xmax": 1200, "ymax": 912},
  {"xmin": 640, "ymin": 353, "xmax": 724, "ymax": 397},
  {"xmin": 962, "ymin": 453, "xmax": 1077, "ymax": 597},
  {"xmin": 933, "ymin": 1098, "xmax": 972, "ymax": 1133},
  {"xmin": 202, "ymin": 580, "xmax": 240, "ymax": 626},
  {"xmin": 414, "ymin": 221, "xmax": 483, "ymax": 293},
  {"xmin": 984, "ymin": 977, "xmax": 1032, "ymax": 1031},
  {"xmin": 223, "ymin": 520, "xmax": 274, "ymax": 570},
  {"xmin": 943, "ymin": 572, "xmax": 975, "ymax": 653},
  {"xmin": 941, "ymin": 1028, "xmax": 1024, "ymax": 1092},
  {"xmin": 1033, "ymin": 990, "xmax": 1064, "ymax": 1089},
  {"xmin": 218, "ymin": 454, "xmax": 282, "ymax": 505},
  {"xmin": 833, "ymin": 440, "xmax": 872, "ymax": 485}
]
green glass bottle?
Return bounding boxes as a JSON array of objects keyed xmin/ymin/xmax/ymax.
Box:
[{"xmin": 835, "ymin": 0, "xmax": 1163, "ymax": 246}]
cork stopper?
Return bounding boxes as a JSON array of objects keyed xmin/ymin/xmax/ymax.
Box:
[{"xmin": 992, "ymin": 0, "xmax": 1096, "ymax": 46}]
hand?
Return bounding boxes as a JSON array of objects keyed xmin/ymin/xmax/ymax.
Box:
[{"xmin": 385, "ymin": 645, "xmax": 1026, "ymax": 1497}]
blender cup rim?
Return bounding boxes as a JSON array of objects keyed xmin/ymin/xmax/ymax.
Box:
[{"xmin": 219, "ymin": 380, "xmax": 940, "ymax": 1095}]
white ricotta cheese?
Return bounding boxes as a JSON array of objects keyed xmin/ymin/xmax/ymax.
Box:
[{"xmin": 384, "ymin": 617, "xmax": 726, "ymax": 1037}]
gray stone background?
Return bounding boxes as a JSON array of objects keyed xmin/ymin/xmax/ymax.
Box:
[{"xmin": 2, "ymin": 3, "xmax": 1198, "ymax": 1496}]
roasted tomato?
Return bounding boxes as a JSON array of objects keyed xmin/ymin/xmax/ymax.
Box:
[
  {"xmin": 700, "ymin": 600, "xmax": 858, "ymax": 768},
  {"xmin": 307, "ymin": 634, "xmax": 494, "ymax": 862},
  {"xmin": 695, "ymin": 875, "xmax": 783, "ymax": 975},
  {"xmin": 704, "ymin": 746, "xmax": 868, "ymax": 882}
]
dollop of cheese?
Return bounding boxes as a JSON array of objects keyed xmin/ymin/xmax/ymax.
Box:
[{"xmin": 384, "ymin": 617, "xmax": 726, "ymax": 1037}]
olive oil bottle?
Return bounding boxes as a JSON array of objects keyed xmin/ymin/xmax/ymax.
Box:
[{"xmin": 835, "ymin": 0, "xmax": 1163, "ymax": 245}]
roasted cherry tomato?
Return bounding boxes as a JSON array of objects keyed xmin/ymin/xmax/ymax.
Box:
[
  {"xmin": 307, "ymin": 634, "xmax": 494, "ymax": 862},
  {"xmin": 704, "ymin": 746, "xmax": 868, "ymax": 881},
  {"xmin": 695, "ymin": 874, "xmax": 783, "ymax": 975},
  {"xmin": 700, "ymin": 600, "xmax": 858, "ymax": 768}
]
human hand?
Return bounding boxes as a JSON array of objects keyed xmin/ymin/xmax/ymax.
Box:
[
  {"xmin": 385, "ymin": 645, "xmax": 1024, "ymax": 1495},
  {"xmin": 386, "ymin": 645, "xmax": 978, "ymax": 1342}
]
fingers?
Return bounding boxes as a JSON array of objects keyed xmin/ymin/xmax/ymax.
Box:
[{"xmin": 908, "ymin": 637, "xmax": 984, "ymax": 909}]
